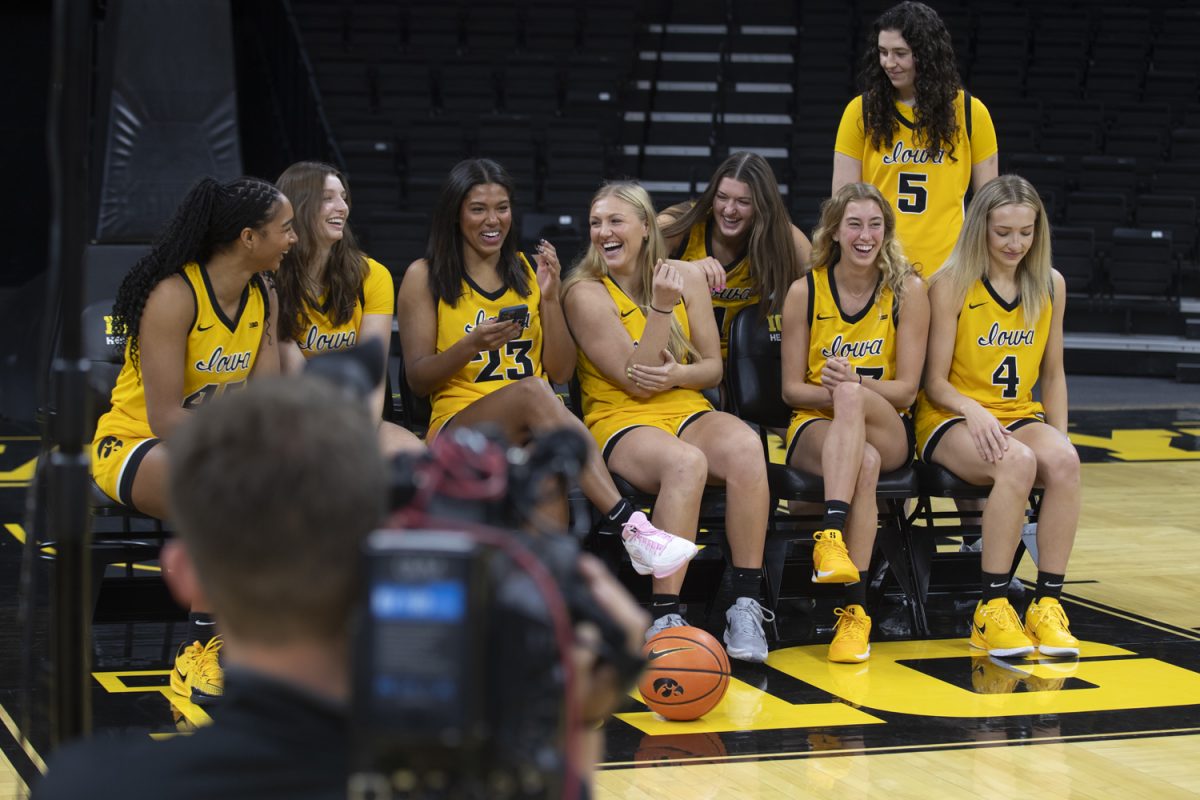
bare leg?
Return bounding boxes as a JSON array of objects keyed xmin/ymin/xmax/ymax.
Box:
[{"xmin": 1010, "ymin": 424, "xmax": 1080, "ymax": 574}]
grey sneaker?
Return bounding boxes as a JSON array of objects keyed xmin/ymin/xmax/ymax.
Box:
[
  {"xmin": 645, "ymin": 612, "xmax": 688, "ymax": 642},
  {"xmin": 723, "ymin": 597, "xmax": 774, "ymax": 663}
]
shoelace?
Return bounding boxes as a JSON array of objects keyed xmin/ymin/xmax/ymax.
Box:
[
  {"xmin": 1036, "ymin": 602, "xmax": 1070, "ymax": 631},
  {"xmin": 730, "ymin": 601, "xmax": 775, "ymax": 635},
  {"xmin": 833, "ymin": 607, "xmax": 868, "ymax": 637},
  {"xmin": 624, "ymin": 522, "xmax": 668, "ymax": 555},
  {"xmin": 981, "ymin": 602, "xmax": 1023, "ymax": 632},
  {"xmin": 194, "ymin": 637, "xmax": 224, "ymax": 680}
]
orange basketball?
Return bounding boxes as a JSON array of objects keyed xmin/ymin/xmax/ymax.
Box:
[{"xmin": 638, "ymin": 626, "xmax": 731, "ymax": 721}]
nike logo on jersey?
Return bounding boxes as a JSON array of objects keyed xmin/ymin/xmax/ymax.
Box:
[
  {"xmin": 621, "ymin": 308, "xmax": 637, "ymax": 318},
  {"xmin": 968, "ymin": 302, "xmax": 988, "ymax": 310},
  {"xmin": 647, "ymin": 646, "xmax": 691, "ymax": 661},
  {"xmin": 816, "ymin": 313, "xmax": 836, "ymax": 321},
  {"xmin": 197, "ymin": 323, "xmax": 214, "ymax": 332}
]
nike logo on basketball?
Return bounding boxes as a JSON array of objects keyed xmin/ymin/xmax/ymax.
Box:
[
  {"xmin": 197, "ymin": 323, "xmax": 214, "ymax": 332},
  {"xmin": 648, "ymin": 646, "xmax": 691, "ymax": 661},
  {"xmin": 621, "ymin": 308, "xmax": 637, "ymax": 317},
  {"xmin": 968, "ymin": 302, "xmax": 987, "ymax": 310},
  {"xmin": 816, "ymin": 313, "xmax": 836, "ymax": 321}
]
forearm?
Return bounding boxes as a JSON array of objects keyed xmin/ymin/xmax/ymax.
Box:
[
  {"xmin": 783, "ymin": 381, "xmax": 833, "ymax": 410},
  {"xmin": 626, "ymin": 314, "xmax": 673, "ymax": 369},
  {"xmin": 924, "ymin": 377, "xmax": 980, "ymax": 417},
  {"xmin": 1041, "ymin": 374, "xmax": 1069, "ymax": 433},
  {"xmin": 866, "ymin": 377, "xmax": 919, "ymax": 410},
  {"xmin": 540, "ymin": 298, "xmax": 577, "ymax": 382},
  {"xmin": 406, "ymin": 338, "xmax": 479, "ymax": 396},
  {"xmin": 674, "ymin": 357, "xmax": 722, "ymax": 390}
]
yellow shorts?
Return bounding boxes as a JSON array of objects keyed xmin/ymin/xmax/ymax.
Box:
[
  {"xmin": 784, "ymin": 408, "xmax": 834, "ymax": 464},
  {"xmin": 914, "ymin": 403, "xmax": 1043, "ymax": 463},
  {"xmin": 90, "ymin": 433, "xmax": 161, "ymax": 506},
  {"xmin": 593, "ymin": 410, "xmax": 713, "ymax": 461}
]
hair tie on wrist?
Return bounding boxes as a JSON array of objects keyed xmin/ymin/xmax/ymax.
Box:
[{"xmin": 650, "ymin": 304, "xmax": 672, "ymax": 315}]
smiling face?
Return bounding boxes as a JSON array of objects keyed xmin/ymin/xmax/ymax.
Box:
[
  {"xmin": 878, "ymin": 29, "xmax": 916, "ymax": 100},
  {"xmin": 986, "ymin": 203, "xmax": 1037, "ymax": 274},
  {"xmin": 833, "ymin": 199, "xmax": 886, "ymax": 270},
  {"xmin": 252, "ymin": 197, "xmax": 297, "ymax": 271},
  {"xmin": 589, "ymin": 194, "xmax": 648, "ymax": 273},
  {"xmin": 458, "ymin": 182, "xmax": 511, "ymax": 260},
  {"xmin": 314, "ymin": 173, "xmax": 349, "ymax": 247},
  {"xmin": 712, "ymin": 177, "xmax": 755, "ymax": 241}
]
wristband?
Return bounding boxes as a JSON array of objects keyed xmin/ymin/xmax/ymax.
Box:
[{"xmin": 649, "ymin": 304, "xmax": 672, "ymax": 315}]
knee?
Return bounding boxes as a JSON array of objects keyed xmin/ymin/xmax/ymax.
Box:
[
  {"xmin": 995, "ymin": 441, "xmax": 1037, "ymax": 488},
  {"xmin": 832, "ymin": 380, "xmax": 865, "ymax": 415},
  {"xmin": 670, "ymin": 443, "xmax": 709, "ymax": 486},
  {"xmin": 857, "ymin": 444, "xmax": 881, "ymax": 489},
  {"xmin": 1040, "ymin": 440, "xmax": 1081, "ymax": 488}
]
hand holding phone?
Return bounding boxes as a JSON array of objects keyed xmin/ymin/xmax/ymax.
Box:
[{"xmin": 496, "ymin": 304, "xmax": 529, "ymax": 329}]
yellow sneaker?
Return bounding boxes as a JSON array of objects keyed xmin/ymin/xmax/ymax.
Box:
[
  {"xmin": 970, "ymin": 598, "xmax": 1034, "ymax": 657},
  {"xmin": 970, "ymin": 654, "xmax": 1031, "ymax": 694},
  {"xmin": 811, "ymin": 530, "xmax": 858, "ymax": 583},
  {"xmin": 170, "ymin": 636, "xmax": 224, "ymax": 705},
  {"xmin": 1024, "ymin": 597, "xmax": 1080, "ymax": 657},
  {"xmin": 827, "ymin": 604, "xmax": 871, "ymax": 663}
]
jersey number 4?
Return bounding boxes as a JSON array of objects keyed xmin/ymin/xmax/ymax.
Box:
[
  {"xmin": 897, "ymin": 172, "xmax": 928, "ymax": 214},
  {"xmin": 182, "ymin": 380, "xmax": 246, "ymax": 410},
  {"xmin": 474, "ymin": 339, "xmax": 535, "ymax": 382},
  {"xmin": 991, "ymin": 355, "xmax": 1019, "ymax": 399}
]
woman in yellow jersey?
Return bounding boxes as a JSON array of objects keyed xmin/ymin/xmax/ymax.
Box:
[
  {"xmin": 397, "ymin": 159, "xmax": 697, "ymax": 577},
  {"xmin": 832, "ymin": 1, "xmax": 998, "ymax": 276},
  {"xmin": 275, "ymin": 161, "xmax": 422, "ymax": 454},
  {"xmin": 781, "ymin": 183, "xmax": 928, "ymax": 663},
  {"xmin": 917, "ymin": 175, "xmax": 1080, "ymax": 660},
  {"xmin": 91, "ymin": 175, "xmax": 293, "ymax": 705},
  {"xmin": 562, "ymin": 182, "xmax": 773, "ymax": 663},
  {"xmin": 659, "ymin": 151, "xmax": 811, "ymax": 359}
]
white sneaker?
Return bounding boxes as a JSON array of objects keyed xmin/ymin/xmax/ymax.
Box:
[{"xmin": 621, "ymin": 512, "xmax": 698, "ymax": 579}]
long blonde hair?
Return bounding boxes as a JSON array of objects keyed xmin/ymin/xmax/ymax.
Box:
[
  {"xmin": 810, "ymin": 183, "xmax": 913, "ymax": 307},
  {"xmin": 932, "ymin": 175, "xmax": 1052, "ymax": 328},
  {"xmin": 563, "ymin": 182, "xmax": 698, "ymax": 363}
]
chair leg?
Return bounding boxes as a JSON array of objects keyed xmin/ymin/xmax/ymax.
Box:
[{"xmin": 760, "ymin": 536, "xmax": 787, "ymax": 641}]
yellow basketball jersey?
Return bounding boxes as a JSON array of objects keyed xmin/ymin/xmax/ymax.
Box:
[
  {"xmin": 942, "ymin": 278, "xmax": 1050, "ymax": 417},
  {"xmin": 835, "ymin": 90, "xmax": 998, "ymax": 276},
  {"xmin": 429, "ymin": 254, "xmax": 545, "ymax": 431},
  {"xmin": 295, "ymin": 257, "xmax": 393, "ymax": 358},
  {"xmin": 576, "ymin": 276, "xmax": 713, "ymax": 432},
  {"xmin": 801, "ymin": 265, "xmax": 898, "ymax": 391},
  {"xmin": 97, "ymin": 262, "xmax": 267, "ymax": 439},
  {"xmin": 673, "ymin": 219, "xmax": 756, "ymax": 358}
]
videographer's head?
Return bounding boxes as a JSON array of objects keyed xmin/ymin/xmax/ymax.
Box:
[{"xmin": 166, "ymin": 375, "xmax": 387, "ymax": 645}]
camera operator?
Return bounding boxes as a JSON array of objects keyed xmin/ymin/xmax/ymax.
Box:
[{"xmin": 35, "ymin": 375, "xmax": 648, "ymax": 799}]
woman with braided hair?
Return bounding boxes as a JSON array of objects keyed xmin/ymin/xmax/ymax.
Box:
[
  {"xmin": 91, "ymin": 175, "xmax": 295, "ymax": 705},
  {"xmin": 832, "ymin": 1, "xmax": 998, "ymax": 276}
]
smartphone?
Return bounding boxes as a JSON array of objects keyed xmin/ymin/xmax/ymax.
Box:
[{"xmin": 496, "ymin": 304, "xmax": 529, "ymax": 328}]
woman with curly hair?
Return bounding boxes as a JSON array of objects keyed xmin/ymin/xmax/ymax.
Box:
[
  {"xmin": 91, "ymin": 175, "xmax": 294, "ymax": 705},
  {"xmin": 275, "ymin": 161, "xmax": 421, "ymax": 454},
  {"xmin": 659, "ymin": 151, "xmax": 811, "ymax": 359},
  {"xmin": 781, "ymin": 183, "xmax": 928, "ymax": 663},
  {"xmin": 832, "ymin": 1, "xmax": 998, "ymax": 276}
]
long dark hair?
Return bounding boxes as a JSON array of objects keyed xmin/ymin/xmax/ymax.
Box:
[
  {"xmin": 275, "ymin": 161, "xmax": 368, "ymax": 342},
  {"xmin": 425, "ymin": 158, "xmax": 529, "ymax": 306},
  {"xmin": 660, "ymin": 151, "xmax": 801, "ymax": 316},
  {"xmin": 112, "ymin": 176, "xmax": 282, "ymax": 374},
  {"xmin": 859, "ymin": 1, "xmax": 962, "ymax": 162}
]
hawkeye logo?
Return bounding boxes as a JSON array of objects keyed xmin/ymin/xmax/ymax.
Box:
[
  {"xmin": 95, "ymin": 436, "xmax": 123, "ymax": 459},
  {"xmin": 102, "ymin": 315, "xmax": 126, "ymax": 348},
  {"xmin": 651, "ymin": 677, "xmax": 685, "ymax": 698}
]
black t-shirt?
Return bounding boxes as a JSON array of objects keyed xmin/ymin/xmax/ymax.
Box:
[{"xmin": 34, "ymin": 668, "xmax": 349, "ymax": 800}]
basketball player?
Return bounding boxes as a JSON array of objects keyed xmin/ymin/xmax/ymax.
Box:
[
  {"xmin": 90, "ymin": 176, "xmax": 292, "ymax": 705},
  {"xmin": 396, "ymin": 159, "xmax": 697, "ymax": 577},
  {"xmin": 275, "ymin": 161, "xmax": 422, "ymax": 454},
  {"xmin": 562, "ymin": 182, "xmax": 773, "ymax": 663},
  {"xmin": 832, "ymin": 1, "xmax": 998, "ymax": 276},
  {"xmin": 916, "ymin": 175, "xmax": 1080, "ymax": 659},
  {"xmin": 781, "ymin": 183, "xmax": 928, "ymax": 663},
  {"xmin": 659, "ymin": 151, "xmax": 812, "ymax": 359}
]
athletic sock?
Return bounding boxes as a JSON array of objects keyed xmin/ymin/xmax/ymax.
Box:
[
  {"xmin": 730, "ymin": 567, "xmax": 762, "ymax": 600},
  {"xmin": 1034, "ymin": 571, "xmax": 1066, "ymax": 602},
  {"xmin": 600, "ymin": 498, "xmax": 634, "ymax": 533},
  {"xmin": 188, "ymin": 612, "xmax": 217, "ymax": 646},
  {"xmin": 844, "ymin": 574, "xmax": 867, "ymax": 608},
  {"xmin": 822, "ymin": 500, "xmax": 851, "ymax": 533},
  {"xmin": 981, "ymin": 571, "xmax": 1010, "ymax": 603},
  {"xmin": 650, "ymin": 594, "xmax": 680, "ymax": 619}
]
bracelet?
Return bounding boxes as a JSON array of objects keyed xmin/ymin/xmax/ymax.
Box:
[{"xmin": 649, "ymin": 303, "xmax": 673, "ymax": 315}]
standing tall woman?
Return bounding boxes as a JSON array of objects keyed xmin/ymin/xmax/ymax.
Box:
[
  {"xmin": 832, "ymin": 1, "xmax": 998, "ymax": 276},
  {"xmin": 396, "ymin": 159, "xmax": 697, "ymax": 577},
  {"xmin": 563, "ymin": 182, "xmax": 773, "ymax": 663},
  {"xmin": 275, "ymin": 160, "xmax": 422, "ymax": 454},
  {"xmin": 91, "ymin": 176, "xmax": 294, "ymax": 704},
  {"xmin": 660, "ymin": 151, "xmax": 811, "ymax": 360}
]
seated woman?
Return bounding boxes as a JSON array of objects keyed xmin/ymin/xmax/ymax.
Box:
[
  {"xmin": 274, "ymin": 160, "xmax": 423, "ymax": 454},
  {"xmin": 92, "ymin": 176, "xmax": 293, "ymax": 704},
  {"xmin": 562, "ymin": 181, "xmax": 773, "ymax": 663},
  {"xmin": 781, "ymin": 183, "xmax": 928, "ymax": 663},
  {"xmin": 916, "ymin": 174, "xmax": 1080, "ymax": 659},
  {"xmin": 396, "ymin": 159, "xmax": 696, "ymax": 576},
  {"xmin": 659, "ymin": 151, "xmax": 811, "ymax": 361}
]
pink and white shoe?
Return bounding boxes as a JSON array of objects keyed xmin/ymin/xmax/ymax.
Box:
[{"xmin": 620, "ymin": 512, "xmax": 698, "ymax": 579}]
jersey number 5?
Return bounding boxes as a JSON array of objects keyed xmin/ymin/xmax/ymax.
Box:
[
  {"xmin": 991, "ymin": 355, "xmax": 1019, "ymax": 399},
  {"xmin": 897, "ymin": 172, "xmax": 928, "ymax": 214},
  {"xmin": 474, "ymin": 339, "xmax": 536, "ymax": 382}
]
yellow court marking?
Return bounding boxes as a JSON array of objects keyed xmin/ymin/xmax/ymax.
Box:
[
  {"xmin": 0, "ymin": 701, "xmax": 46, "ymax": 776},
  {"xmin": 92, "ymin": 671, "xmax": 213, "ymax": 729},
  {"xmin": 1069, "ymin": 429, "xmax": 1200, "ymax": 461},
  {"xmin": 4, "ymin": 524, "xmax": 162, "ymax": 573}
]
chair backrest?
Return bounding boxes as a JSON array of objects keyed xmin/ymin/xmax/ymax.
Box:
[{"xmin": 726, "ymin": 307, "xmax": 791, "ymax": 429}]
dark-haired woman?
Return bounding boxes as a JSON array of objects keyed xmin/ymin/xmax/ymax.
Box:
[
  {"xmin": 396, "ymin": 159, "xmax": 697, "ymax": 576},
  {"xmin": 832, "ymin": 1, "xmax": 998, "ymax": 276},
  {"xmin": 275, "ymin": 161, "xmax": 422, "ymax": 454},
  {"xmin": 91, "ymin": 176, "xmax": 294, "ymax": 705},
  {"xmin": 659, "ymin": 151, "xmax": 811, "ymax": 359}
]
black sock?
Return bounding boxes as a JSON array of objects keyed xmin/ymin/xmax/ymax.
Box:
[
  {"xmin": 602, "ymin": 498, "xmax": 634, "ymax": 532},
  {"xmin": 650, "ymin": 594, "xmax": 680, "ymax": 619},
  {"xmin": 822, "ymin": 500, "xmax": 851, "ymax": 533},
  {"xmin": 981, "ymin": 571, "xmax": 1010, "ymax": 603},
  {"xmin": 730, "ymin": 567, "xmax": 761, "ymax": 600},
  {"xmin": 1034, "ymin": 571, "xmax": 1065, "ymax": 601},
  {"xmin": 188, "ymin": 612, "xmax": 217, "ymax": 645},
  {"xmin": 844, "ymin": 575, "xmax": 866, "ymax": 608}
]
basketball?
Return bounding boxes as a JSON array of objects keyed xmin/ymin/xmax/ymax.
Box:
[{"xmin": 638, "ymin": 626, "xmax": 731, "ymax": 721}]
